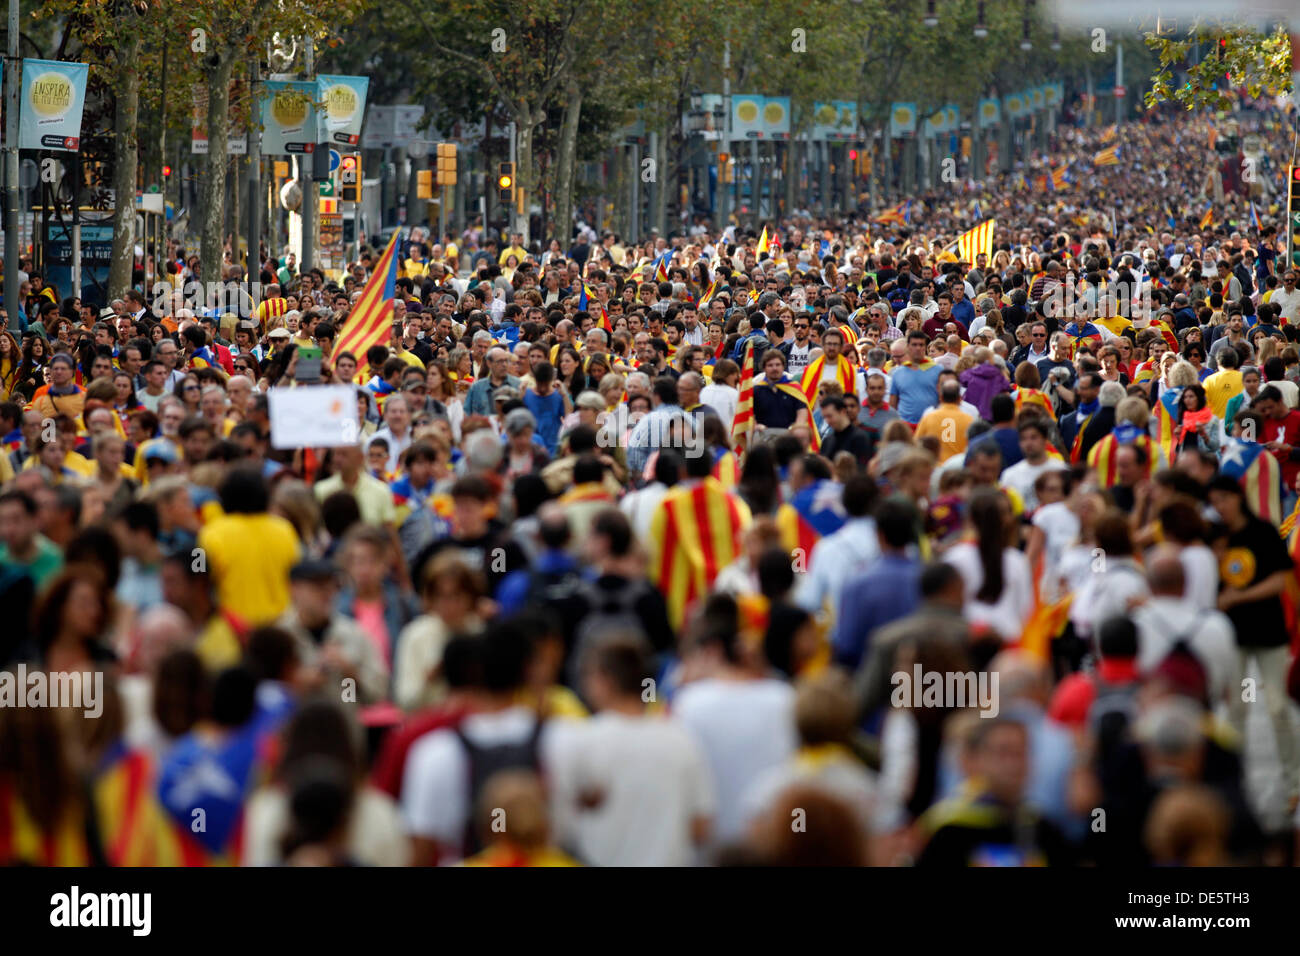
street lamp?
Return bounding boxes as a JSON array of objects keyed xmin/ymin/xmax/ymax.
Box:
[
  {"xmin": 922, "ymin": 0, "xmax": 938, "ymax": 28},
  {"xmin": 1020, "ymin": 17, "xmax": 1033, "ymax": 51},
  {"xmin": 1050, "ymin": 26, "xmax": 1061, "ymax": 51},
  {"xmin": 973, "ymin": 1, "xmax": 987, "ymax": 37}
]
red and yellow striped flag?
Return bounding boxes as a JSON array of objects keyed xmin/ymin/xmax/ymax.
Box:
[
  {"xmin": 333, "ymin": 231, "xmax": 401, "ymax": 361},
  {"xmin": 730, "ymin": 339, "xmax": 756, "ymax": 455},
  {"xmin": 955, "ymin": 218, "xmax": 995, "ymax": 263},
  {"xmin": 649, "ymin": 478, "xmax": 752, "ymax": 631}
]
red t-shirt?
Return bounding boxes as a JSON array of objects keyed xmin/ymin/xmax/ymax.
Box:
[{"xmin": 1262, "ymin": 408, "xmax": 1300, "ymax": 490}]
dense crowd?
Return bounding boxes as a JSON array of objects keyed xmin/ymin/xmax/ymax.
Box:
[{"xmin": 0, "ymin": 96, "xmax": 1298, "ymax": 867}]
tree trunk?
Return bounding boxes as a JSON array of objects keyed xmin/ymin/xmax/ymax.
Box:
[
  {"xmin": 553, "ymin": 82, "xmax": 582, "ymax": 245},
  {"xmin": 201, "ymin": 50, "xmax": 235, "ymax": 284},
  {"xmin": 108, "ymin": 30, "xmax": 142, "ymax": 299}
]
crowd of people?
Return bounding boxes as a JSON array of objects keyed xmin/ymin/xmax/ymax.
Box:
[{"xmin": 0, "ymin": 94, "xmax": 1298, "ymax": 868}]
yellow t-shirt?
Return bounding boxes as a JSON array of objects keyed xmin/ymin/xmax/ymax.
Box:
[
  {"xmin": 404, "ymin": 258, "xmax": 429, "ymax": 280},
  {"xmin": 1202, "ymin": 368, "xmax": 1242, "ymax": 421},
  {"xmin": 196, "ymin": 512, "xmax": 301, "ymax": 626},
  {"xmin": 195, "ymin": 614, "xmax": 243, "ymax": 671},
  {"xmin": 916, "ymin": 404, "xmax": 974, "ymax": 462},
  {"xmin": 1095, "ymin": 315, "xmax": 1132, "ymax": 337}
]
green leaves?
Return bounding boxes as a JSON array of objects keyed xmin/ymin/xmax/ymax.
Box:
[{"xmin": 1144, "ymin": 24, "xmax": 1291, "ymax": 112}]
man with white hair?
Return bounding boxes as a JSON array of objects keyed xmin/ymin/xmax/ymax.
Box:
[{"xmin": 464, "ymin": 346, "xmax": 520, "ymax": 417}]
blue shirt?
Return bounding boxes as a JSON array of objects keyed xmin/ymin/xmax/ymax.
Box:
[
  {"xmin": 972, "ymin": 427, "xmax": 1023, "ymax": 472},
  {"xmin": 523, "ymin": 388, "xmax": 564, "ymax": 454},
  {"xmin": 950, "ymin": 298, "xmax": 975, "ymax": 329},
  {"xmin": 889, "ymin": 363, "xmax": 942, "ymax": 424},
  {"xmin": 831, "ymin": 552, "xmax": 922, "ymax": 669}
]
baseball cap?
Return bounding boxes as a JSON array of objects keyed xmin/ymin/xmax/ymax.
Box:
[
  {"xmin": 493, "ymin": 385, "xmax": 521, "ymax": 404},
  {"xmin": 143, "ymin": 441, "xmax": 179, "ymax": 464}
]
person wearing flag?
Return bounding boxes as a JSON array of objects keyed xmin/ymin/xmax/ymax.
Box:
[
  {"xmin": 647, "ymin": 442, "xmax": 752, "ymax": 632},
  {"xmin": 1059, "ymin": 373, "xmax": 1116, "ymax": 465},
  {"xmin": 752, "ymin": 349, "xmax": 813, "ymax": 437},
  {"xmin": 799, "ymin": 328, "xmax": 858, "ymax": 406}
]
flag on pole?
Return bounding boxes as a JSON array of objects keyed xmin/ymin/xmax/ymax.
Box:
[
  {"xmin": 1199, "ymin": 203, "xmax": 1215, "ymax": 230},
  {"xmin": 333, "ymin": 231, "xmax": 400, "ymax": 363},
  {"xmin": 1249, "ymin": 200, "xmax": 1261, "ymax": 232},
  {"xmin": 1092, "ymin": 145, "xmax": 1121, "ymax": 166},
  {"xmin": 653, "ymin": 251, "xmax": 672, "ymax": 282},
  {"xmin": 730, "ymin": 340, "xmax": 756, "ymax": 455},
  {"xmin": 955, "ymin": 219, "xmax": 995, "ymax": 263},
  {"xmin": 699, "ymin": 276, "xmax": 722, "ymax": 308},
  {"xmin": 873, "ymin": 200, "xmax": 911, "ymax": 227},
  {"xmin": 756, "ymin": 226, "xmax": 771, "ymax": 256}
]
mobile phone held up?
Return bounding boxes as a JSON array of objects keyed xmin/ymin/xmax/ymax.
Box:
[{"xmin": 296, "ymin": 346, "xmax": 323, "ymax": 383}]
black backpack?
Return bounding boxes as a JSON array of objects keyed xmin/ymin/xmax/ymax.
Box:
[
  {"xmin": 567, "ymin": 578, "xmax": 648, "ymax": 684},
  {"xmin": 455, "ymin": 717, "xmax": 545, "ymax": 857}
]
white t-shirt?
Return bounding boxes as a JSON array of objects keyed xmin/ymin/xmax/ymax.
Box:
[
  {"xmin": 699, "ymin": 383, "xmax": 738, "ymax": 433},
  {"xmin": 549, "ymin": 712, "xmax": 714, "ymax": 867},
  {"xmin": 786, "ymin": 341, "xmax": 814, "ymax": 376},
  {"xmin": 1269, "ymin": 286, "xmax": 1300, "ymax": 324},
  {"xmin": 942, "ymin": 542, "xmax": 1034, "ymax": 641},
  {"xmin": 1000, "ymin": 458, "xmax": 1067, "ymax": 512},
  {"xmin": 1132, "ymin": 597, "xmax": 1237, "ymax": 704},
  {"xmin": 1032, "ymin": 503, "xmax": 1081, "ymax": 603},
  {"xmin": 1177, "ymin": 543, "xmax": 1220, "ymax": 612},
  {"xmin": 673, "ymin": 678, "xmax": 797, "ymax": 845},
  {"xmin": 401, "ymin": 706, "xmax": 572, "ymax": 861}
]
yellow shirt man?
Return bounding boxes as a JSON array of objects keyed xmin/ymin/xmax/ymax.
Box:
[
  {"xmin": 916, "ymin": 401, "xmax": 975, "ymax": 463},
  {"xmin": 499, "ymin": 244, "xmax": 527, "ymax": 266},
  {"xmin": 196, "ymin": 511, "xmax": 301, "ymax": 626},
  {"xmin": 1202, "ymin": 367, "xmax": 1243, "ymax": 421}
]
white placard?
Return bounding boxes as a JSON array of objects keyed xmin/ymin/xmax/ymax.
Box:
[{"xmin": 269, "ymin": 385, "xmax": 359, "ymax": 449}]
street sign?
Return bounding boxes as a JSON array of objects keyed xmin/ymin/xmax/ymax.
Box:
[
  {"xmin": 1113, "ymin": 86, "xmax": 1127, "ymax": 98},
  {"xmin": 318, "ymin": 180, "xmax": 335, "ymax": 197},
  {"xmin": 329, "ymin": 149, "xmax": 341, "ymax": 173}
]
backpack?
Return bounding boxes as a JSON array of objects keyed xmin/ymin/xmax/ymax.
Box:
[
  {"xmin": 567, "ymin": 578, "xmax": 648, "ymax": 683},
  {"xmin": 455, "ymin": 717, "xmax": 545, "ymax": 856}
]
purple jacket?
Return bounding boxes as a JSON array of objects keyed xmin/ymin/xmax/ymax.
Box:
[{"xmin": 960, "ymin": 363, "xmax": 1012, "ymax": 421}]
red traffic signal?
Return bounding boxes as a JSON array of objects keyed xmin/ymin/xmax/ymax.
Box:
[
  {"xmin": 162, "ymin": 164, "xmax": 172, "ymax": 178},
  {"xmin": 1291, "ymin": 165, "xmax": 1300, "ymax": 183},
  {"xmin": 849, "ymin": 149, "xmax": 859, "ymax": 160}
]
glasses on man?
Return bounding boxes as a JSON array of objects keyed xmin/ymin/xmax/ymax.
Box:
[{"xmin": 183, "ymin": 384, "xmax": 200, "ymax": 392}]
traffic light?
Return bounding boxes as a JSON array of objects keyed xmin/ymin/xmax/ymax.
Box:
[
  {"xmin": 1289, "ymin": 164, "xmax": 1300, "ymax": 266},
  {"xmin": 718, "ymin": 152, "xmax": 730, "ymax": 183},
  {"xmin": 497, "ymin": 162, "xmax": 515, "ymax": 205},
  {"xmin": 162, "ymin": 164, "xmax": 172, "ymax": 179},
  {"xmin": 417, "ymin": 170, "xmax": 434, "ymax": 200},
  {"xmin": 340, "ymin": 155, "xmax": 361, "ymax": 202},
  {"xmin": 436, "ymin": 143, "xmax": 457, "ymax": 186}
]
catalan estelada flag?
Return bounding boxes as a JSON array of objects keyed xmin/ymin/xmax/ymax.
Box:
[
  {"xmin": 1050, "ymin": 166, "xmax": 1069, "ymax": 191},
  {"xmin": 578, "ymin": 282, "xmax": 611, "ymax": 332},
  {"xmin": 1100, "ymin": 124, "xmax": 1118, "ymax": 143},
  {"xmin": 873, "ymin": 200, "xmax": 911, "ymax": 227},
  {"xmin": 1153, "ymin": 388, "xmax": 1182, "ymax": 465},
  {"xmin": 1199, "ymin": 203, "xmax": 1215, "ymax": 230},
  {"xmin": 653, "ymin": 251, "xmax": 672, "ymax": 282},
  {"xmin": 730, "ymin": 339, "xmax": 756, "ymax": 454},
  {"xmin": 1093, "ymin": 145, "xmax": 1121, "ymax": 166},
  {"xmin": 776, "ymin": 478, "xmax": 847, "ymax": 557},
  {"xmin": 1249, "ymin": 200, "xmax": 1262, "ymax": 232},
  {"xmin": 955, "ymin": 218, "xmax": 995, "ymax": 264},
  {"xmin": 334, "ymin": 231, "xmax": 400, "ymax": 362},
  {"xmin": 648, "ymin": 477, "xmax": 752, "ymax": 631},
  {"xmin": 1218, "ymin": 438, "xmax": 1282, "ymax": 525}
]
